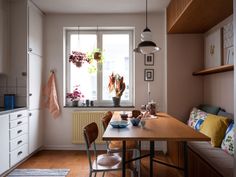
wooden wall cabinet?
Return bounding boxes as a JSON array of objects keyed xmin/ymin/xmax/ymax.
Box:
[{"xmin": 167, "ymin": 0, "xmax": 233, "ymax": 33}]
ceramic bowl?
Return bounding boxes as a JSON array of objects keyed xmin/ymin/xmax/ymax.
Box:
[
  {"xmin": 110, "ymin": 120, "xmax": 129, "ymax": 128},
  {"xmin": 130, "ymin": 118, "xmax": 140, "ymax": 126}
]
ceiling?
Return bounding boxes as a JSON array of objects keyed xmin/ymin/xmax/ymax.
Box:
[{"xmin": 31, "ymin": 0, "xmax": 170, "ymax": 14}]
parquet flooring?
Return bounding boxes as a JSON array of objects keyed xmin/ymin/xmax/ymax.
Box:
[{"xmin": 15, "ymin": 150, "xmax": 183, "ymax": 177}]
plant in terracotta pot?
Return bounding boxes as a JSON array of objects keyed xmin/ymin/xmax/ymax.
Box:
[
  {"xmin": 66, "ymin": 85, "xmax": 84, "ymax": 107},
  {"xmin": 87, "ymin": 48, "xmax": 104, "ymax": 63},
  {"xmin": 108, "ymin": 73, "xmax": 126, "ymax": 107},
  {"xmin": 69, "ymin": 51, "xmax": 91, "ymax": 67}
]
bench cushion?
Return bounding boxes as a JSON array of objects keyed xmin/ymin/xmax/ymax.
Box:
[{"xmin": 188, "ymin": 141, "xmax": 233, "ymax": 177}]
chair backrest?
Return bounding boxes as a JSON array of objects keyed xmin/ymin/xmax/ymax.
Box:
[
  {"xmin": 83, "ymin": 122, "xmax": 98, "ymax": 148},
  {"xmin": 101, "ymin": 111, "xmax": 113, "ymax": 131},
  {"xmin": 83, "ymin": 122, "xmax": 99, "ymax": 169}
]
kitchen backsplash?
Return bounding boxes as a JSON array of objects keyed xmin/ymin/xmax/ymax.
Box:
[{"xmin": 0, "ymin": 74, "xmax": 27, "ymax": 108}]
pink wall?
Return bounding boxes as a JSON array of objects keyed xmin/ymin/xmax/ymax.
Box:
[
  {"xmin": 204, "ymin": 72, "xmax": 234, "ymax": 113},
  {"xmin": 167, "ymin": 34, "xmax": 204, "ymax": 122}
]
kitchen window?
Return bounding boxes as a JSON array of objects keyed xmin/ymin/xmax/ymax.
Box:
[{"xmin": 65, "ymin": 28, "xmax": 134, "ymax": 107}]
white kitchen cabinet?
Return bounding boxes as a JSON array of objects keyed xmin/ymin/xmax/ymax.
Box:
[
  {"xmin": 28, "ymin": 53, "xmax": 43, "ymax": 110},
  {"xmin": 0, "ymin": 0, "xmax": 10, "ymax": 74},
  {"xmin": 9, "ymin": 110, "xmax": 28, "ymax": 167},
  {"xmin": 28, "ymin": 110, "xmax": 43, "ymax": 154},
  {"xmin": 28, "ymin": 0, "xmax": 43, "ymax": 56},
  {"xmin": 0, "ymin": 114, "xmax": 9, "ymax": 174}
]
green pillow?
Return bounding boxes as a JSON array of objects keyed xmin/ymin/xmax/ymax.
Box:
[{"xmin": 198, "ymin": 104, "xmax": 220, "ymax": 115}]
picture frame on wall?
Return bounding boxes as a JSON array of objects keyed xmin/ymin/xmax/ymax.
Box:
[
  {"xmin": 204, "ymin": 28, "xmax": 223, "ymax": 68},
  {"xmin": 144, "ymin": 53, "xmax": 154, "ymax": 66},
  {"xmin": 144, "ymin": 69, "xmax": 154, "ymax": 81}
]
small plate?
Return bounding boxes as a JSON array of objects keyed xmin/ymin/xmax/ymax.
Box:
[{"xmin": 110, "ymin": 120, "xmax": 129, "ymax": 128}]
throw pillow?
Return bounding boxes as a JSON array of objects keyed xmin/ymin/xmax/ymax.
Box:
[
  {"xmin": 221, "ymin": 123, "xmax": 234, "ymax": 155},
  {"xmin": 187, "ymin": 107, "xmax": 208, "ymax": 130},
  {"xmin": 200, "ymin": 114, "xmax": 230, "ymax": 147},
  {"xmin": 198, "ymin": 104, "xmax": 220, "ymax": 115}
]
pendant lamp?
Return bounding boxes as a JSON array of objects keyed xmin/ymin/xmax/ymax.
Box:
[{"xmin": 134, "ymin": 0, "xmax": 160, "ymax": 54}]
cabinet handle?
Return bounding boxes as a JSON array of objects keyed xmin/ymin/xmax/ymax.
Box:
[
  {"xmin": 29, "ymin": 113, "xmax": 32, "ymax": 116},
  {"xmin": 17, "ymin": 151, "xmax": 23, "ymax": 156},
  {"xmin": 29, "ymin": 48, "xmax": 32, "ymax": 52},
  {"xmin": 17, "ymin": 114, "xmax": 22, "ymax": 117},
  {"xmin": 17, "ymin": 130, "xmax": 22, "ymax": 134},
  {"xmin": 17, "ymin": 121, "xmax": 22, "ymax": 125},
  {"xmin": 17, "ymin": 140, "xmax": 23, "ymax": 145},
  {"xmin": 29, "ymin": 93, "xmax": 32, "ymax": 96}
]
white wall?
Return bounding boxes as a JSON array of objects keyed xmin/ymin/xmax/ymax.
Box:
[{"xmin": 43, "ymin": 13, "xmax": 166, "ymax": 149}]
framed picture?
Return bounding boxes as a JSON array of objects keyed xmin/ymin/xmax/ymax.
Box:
[
  {"xmin": 144, "ymin": 69, "xmax": 154, "ymax": 81},
  {"xmin": 144, "ymin": 53, "xmax": 154, "ymax": 66},
  {"xmin": 204, "ymin": 28, "xmax": 223, "ymax": 68},
  {"xmin": 225, "ymin": 46, "xmax": 234, "ymax": 65}
]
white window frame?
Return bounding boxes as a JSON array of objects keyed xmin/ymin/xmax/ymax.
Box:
[{"xmin": 65, "ymin": 28, "xmax": 134, "ymax": 107}]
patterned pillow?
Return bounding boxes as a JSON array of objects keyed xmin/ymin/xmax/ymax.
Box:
[
  {"xmin": 221, "ymin": 123, "xmax": 234, "ymax": 155},
  {"xmin": 188, "ymin": 107, "xmax": 208, "ymax": 130}
]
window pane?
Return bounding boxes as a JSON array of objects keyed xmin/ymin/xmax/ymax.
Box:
[
  {"xmin": 69, "ymin": 34, "xmax": 97, "ymax": 100},
  {"xmin": 102, "ymin": 34, "xmax": 130, "ymax": 101}
]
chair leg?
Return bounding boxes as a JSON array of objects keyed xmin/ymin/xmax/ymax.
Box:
[
  {"xmin": 94, "ymin": 172, "xmax": 97, "ymax": 177},
  {"xmin": 102, "ymin": 171, "xmax": 105, "ymax": 177},
  {"xmin": 89, "ymin": 171, "xmax": 92, "ymax": 177}
]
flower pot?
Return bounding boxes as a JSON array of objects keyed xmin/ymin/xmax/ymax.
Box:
[
  {"xmin": 94, "ymin": 52, "xmax": 101, "ymax": 61},
  {"xmin": 112, "ymin": 97, "xmax": 120, "ymax": 107},
  {"xmin": 75, "ymin": 61, "xmax": 82, "ymax": 67},
  {"xmin": 72, "ymin": 100, "xmax": 79, "ymax": 107}
]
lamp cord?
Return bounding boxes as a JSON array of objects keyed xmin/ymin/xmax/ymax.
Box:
[{"xmin": 146, "ymin": 0, "xmax": 148, "ymax": 28}]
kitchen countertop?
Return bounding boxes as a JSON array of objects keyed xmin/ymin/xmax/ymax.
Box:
[{"xmin": 0, "ymin": 107, "xmax": 27, "ymax": 115}]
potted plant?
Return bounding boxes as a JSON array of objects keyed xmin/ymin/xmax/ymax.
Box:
[
  {"xmin": 87, "ymin": 48, "xmax": 104, "ymax": 63},
  {"xmin": 108, "ymin": 73, "xmax": 126, "ymax": 107},
  {"xmin": 66, "ymin": 85, "xmax": 84, "ymax": 107},
  {"xmin": 69, "ymin": 51, "xmax": 91, "ymax": 67}
]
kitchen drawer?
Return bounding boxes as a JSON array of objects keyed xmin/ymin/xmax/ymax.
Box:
[
  {"xmin": 10, "ymin": 110, "xmax": 28, "ymax": 121},
  {"xmin": 10, "ymin": 116, "xmax": 28, "ymax": 129},
  {"xmin": 10, "ymin": 124, "xmax": 28, "ymax": 140},
  {"xmin": 10, "ymin": 134, "xmax": 28, "ymax": 152},
  {"xmin": 10, "ymin": 144, "xmax": 28, "ymax": 167}
]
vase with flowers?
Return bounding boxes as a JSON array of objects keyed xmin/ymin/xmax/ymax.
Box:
[
  {"xmin": 69, "ymin": 51, "xmax": 92, "ymax": 67},
  {"xmin": 66, "ymin": 85, "xmax": 84, "ymax": 107},
  {"xmin": 108, "ymin": 73, "xmax": 126, "ymax": 107}
]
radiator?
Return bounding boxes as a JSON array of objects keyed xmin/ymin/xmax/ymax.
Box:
[{"xmin": 72, "ymin": 111, "xmax": 106, "ymax": 144}]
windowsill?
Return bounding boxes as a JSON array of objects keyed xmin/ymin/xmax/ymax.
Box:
[{"xmin": 63, "ymin": 105, "xmax": 135, "ymax": 111}]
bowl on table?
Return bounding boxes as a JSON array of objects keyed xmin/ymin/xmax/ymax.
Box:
[
  {"xmin": 110, "ymin": 120, "xmax": 129, "ymax": 128},
  {"xmin": 130, "ymin": 118, "xmax": 141, "ymax": 126}
]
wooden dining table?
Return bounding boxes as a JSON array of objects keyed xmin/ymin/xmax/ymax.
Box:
[{"xmin": 102, "ymin": 111, "xmax": 210, "ymax": 177}]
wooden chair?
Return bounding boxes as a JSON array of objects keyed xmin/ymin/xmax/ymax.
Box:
[
  {"xmin": 83, "ymin": 122, "xmax": 134, "ymax": 177},
  {"xmin": 101, "ymin": 112, "xmax": 141, "ymax": 176}
]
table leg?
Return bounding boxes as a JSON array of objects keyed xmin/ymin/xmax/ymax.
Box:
[
  {"xmin": 122, "ymin": 141, "xmax": 126, "ymax": 177},
  {"xmin": 150, "ymin": 141, "xmax": 154, "ymax": 177},
  {"xmin": 183, "ymin": 142, "xmax": 188, "ymax": 177}
]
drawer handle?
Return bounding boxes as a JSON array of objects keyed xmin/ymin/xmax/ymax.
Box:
[
  {"xmin": 17, "ymin": 114, "xmax": 22, "ymax": 117},
  {"xmin": 17, "ymin": 121, "xmax": 22, "ymax": 125},
  {"xmin": 17, "ymin": 151, "xmax": 23, "ymax": 156},
  {"xmin": 17, "ymin": 140, "xmax": 23, "ymax": 145},
  {"xmin": 17, "ymin": 130, "xmax": 22, "ymax": 134}
]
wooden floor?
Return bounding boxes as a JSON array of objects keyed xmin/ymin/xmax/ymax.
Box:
[{"xmin": 15, "ymin": 150, "xmax": 183, "ymax": 177}]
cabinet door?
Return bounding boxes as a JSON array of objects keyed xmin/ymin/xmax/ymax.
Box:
[
  {"xmin": 0, "ymin": 114, "xmax": 9, "ymax": 174},
  {"xmin": 28, "ymin": 1, "xmax": 43, "ymax": 56},
  {"xmin": 28, "ymin": 110, "xmax": 42, "ymax": 154},
  {"xmin": 28, "ymin": 53, "xmax": 43, "ymax": 110}
]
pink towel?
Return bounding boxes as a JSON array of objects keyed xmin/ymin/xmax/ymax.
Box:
[{"xmin": 44, "ymin": 73, "xmax": 60, "ymax": 118}]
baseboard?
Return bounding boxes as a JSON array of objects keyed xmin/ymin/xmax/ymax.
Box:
[{"xmin": 43, "ymin": 141, "xmax": 167, "ymax": 152}]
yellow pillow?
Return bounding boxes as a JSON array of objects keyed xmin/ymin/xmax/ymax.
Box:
[{"xmin": 200, "ymin": 114, "xmax": 230, "ymax": 147}]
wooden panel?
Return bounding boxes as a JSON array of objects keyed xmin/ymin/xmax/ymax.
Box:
[{"xmin": 167, "ymin": 0, "xmax": 233, "ymax": 33}]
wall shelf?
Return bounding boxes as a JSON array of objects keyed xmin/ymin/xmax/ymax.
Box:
[{"xmin": 192, "ymin": 64, "xmax": 234, "ymax": 76}]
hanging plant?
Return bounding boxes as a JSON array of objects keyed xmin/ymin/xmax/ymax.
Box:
[
  {"xmin": 87, "ymin": 48, "xmax": 104, "ymax": 63},
  {"xmin": 69, "ymin": 51, "xmax": 91, "ymax": 67}
]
